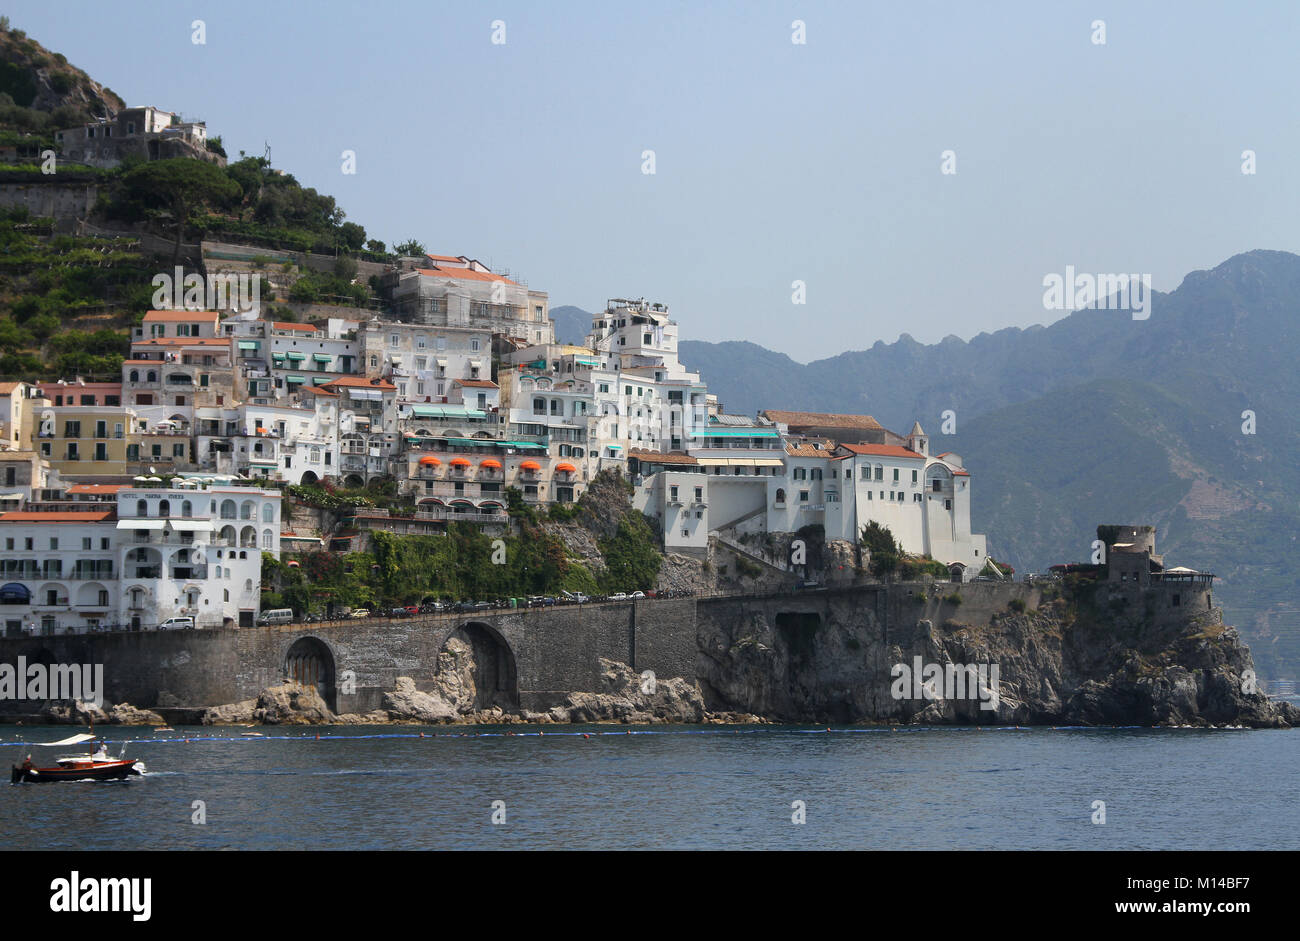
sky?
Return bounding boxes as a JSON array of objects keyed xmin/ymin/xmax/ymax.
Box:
[{"xmin": 10, "ymin": 1, "xmax": 1300, "ymax": 361}]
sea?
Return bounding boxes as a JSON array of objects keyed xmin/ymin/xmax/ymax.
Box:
[{"xmin": 3, "ymin": 723, "xmax": 1298, "ymax": 851}]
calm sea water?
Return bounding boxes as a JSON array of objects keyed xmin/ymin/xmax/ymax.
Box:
[{"xmin": 3, "ymin": 724, "xmax": 1297, "ymax": 850}]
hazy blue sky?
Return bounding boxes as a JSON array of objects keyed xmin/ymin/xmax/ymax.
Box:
[{"xmin": 12, "ymin": 1, "xmax": 1299, "ymax": 361}]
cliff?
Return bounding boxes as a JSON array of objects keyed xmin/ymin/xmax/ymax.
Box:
[{"xmin": 696, "ymin": 580, "xmax": 1298, "ymax": 728}]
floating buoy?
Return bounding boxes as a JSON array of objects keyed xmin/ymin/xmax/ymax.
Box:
[
  {"xmin": 583, "ymin": 733, "xmax": 590, "ymax": 739},
  {"xmin": 419, "ymin": 732, "xmax": 425, "ymax": 738},
  {"xmin": 315, "ymin": 733, "xmax": 320, "ymax": 740}
]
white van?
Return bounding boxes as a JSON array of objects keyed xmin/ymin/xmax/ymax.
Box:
[
  {"xmin": 158, "ymin": 616, "xmax": 195, "ymax": 630},
  {"xmin": 257, "ymin": 608, "xmax": 295, "ymax": 626}
]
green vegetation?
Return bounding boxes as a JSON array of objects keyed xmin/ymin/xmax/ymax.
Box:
[
  {"xmin": 1008, "ymin": 597, "xmax": 1027, "ymax": 613},
  {"xmin": 734, "ymin": 555, "xmax": 763, "ymax": 578},
  {"xmin": 942, "ymin": 593, "xmax": 963, "ymax": 606},
  {"xmin": 859, "ymin": 520, "xmax": 901, "ymax": 576},
  {"xmin": 597, "ymin": 512, "xmax": 662, "ymax": 593}
]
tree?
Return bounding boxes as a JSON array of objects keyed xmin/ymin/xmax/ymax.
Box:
[
  {"xmin": 393, "ymin": 238, "xmax": 426, "ymax": 257},
  {"xmin": 366, "ymin": 239, "xmax": 386, "ymax": 254},
  {"xmin": 859, "ymin": 520, "xmax": 902, "ymax": 576},
  {"xmin": 338, "ymin": 221, "xmax": 365, "ymax": 252},
  {"xmin": 120, "ymin": 158, "xmax": 240, "ymax": 263}
]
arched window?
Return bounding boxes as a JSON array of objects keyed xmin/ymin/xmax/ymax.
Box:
[
  {"xmin": 224, "ymin": 589, "xmax": 230, "ymax": 602},
  {"xmin": 136, "ymin": 499, "xmax": 147, "ymax": 517},
  {"xmin": 241, "ymin": 501, "xmax": 255, "ymax": 520},
  {"xmin": 262, "ymin": 529, "xmax": 273, "ymax": 549},
  {"xmin": 262, "ymin": 503, "xmax": 275, "ymax": 523},
  {"xmin": 181, "ymin": 500, "xmax": 192, "ymax": 517},
  {"xmin": 776, "ymin": 488, "xmax": 786, "ymax": 504},
  {"xmin": 158, "ymin": 499, "xmax": 170, "ymax": 517},
  {"xmin": 244, "ymin": 579, "xmax": 253, "ymax": 591},
  {"xmin": 147, "ymin": 371, "xmax": 157, "ymax": 383},
  {"xmin": 220, "ymin": 500, "xmax": 236, "ymax": 520},
  {"xmin": 129, "ymin": 370, "xmax": 139, "ymax": 382}
]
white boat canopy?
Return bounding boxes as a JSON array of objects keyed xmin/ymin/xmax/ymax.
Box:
[{"xmin": 32, "ymin": 733, "xmax": 96, "ymax": 747}]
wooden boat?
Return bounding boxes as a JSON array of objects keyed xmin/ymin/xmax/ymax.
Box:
[{"xmin": 10, "ymin": 734, "xmax": 146, "ymax": 784}]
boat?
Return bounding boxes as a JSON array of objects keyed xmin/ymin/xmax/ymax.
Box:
[{"xmin": 10, "ymin": 733, "xmax": 146, "ymax": 784}]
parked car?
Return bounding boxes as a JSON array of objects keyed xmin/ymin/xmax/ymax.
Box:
[
  {"xmin": 158, "ymin": 616, "xmax": 195, "ymax": 630},
  {"xmin": 609, "ymin": 592, "xmax": 628, "ymax": 601},
  {"xmin": 630, "ymin": 591, "xmax": 646, "ymax": 599},
  {"xmin": 257, "ymin": 609, "xmax": 294, "ymax": 626},
  {"xmin": 349, "ymin": 609, "xmax": 371, "ymax": 619}
]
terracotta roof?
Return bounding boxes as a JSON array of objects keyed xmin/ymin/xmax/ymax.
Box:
[
  {"xmin": 320, "ymin": 376, "xmax": 396, "ymax": 391},
  {"xmin": 0, "ymin": 381, "xmax": 26, "ymax": 394},
  {"xmin": 299, "ymin": 385, "xmax": 338, "ymax": 397},
  {"xmin": 272, "ymin": 322, "xmax": 317, "ymax": 332},
  {"xmin": 123, "ymin": 359, "xmax": 165, "ymax": 365},
  {"xmin": 629, "ymin": 449, "xmax": 698, "ymax": 466},
  {"xmin": 952, "ymin": 469, "xmax": 970, "ymax": 476},
  {"xmin": 425, "ymin": 253, "xmax": 468, "ymax": 264},
  {"xmin": 67, "ymin": 484, "xmax": 126, "ymax": 494},
  {"xmin": 838, "ymin": 443, "xmax": 925, "ymax": 460},
  {"xmin": 762, "ymin": 410, "xmax": 884, "ymax": 430},
  {"xmin": 142, "ymin": 310, "xmax": 220, "ymax": 323},
  {"xmin": 0, "ymin": 511, "xmax": 115, "ymax": 522},
  {"xmin": 454, "ymin": 379, "xmax": 499, "ymax": 388},
  {"xmin": 416, "ymin": 266, "xmax": 516, "ymax": 285},
  {"xmin": 785, "ymin": 444, "xmax": 831, "ymax": 458}
]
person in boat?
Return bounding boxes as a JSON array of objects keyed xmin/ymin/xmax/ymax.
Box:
[
  {"xmin": 91, "ymin": 740, "xmax": 108, "ymax": 761},
  {"xmin": 20, "ymin": 755, "xmax": 32, "ymax": 771}
]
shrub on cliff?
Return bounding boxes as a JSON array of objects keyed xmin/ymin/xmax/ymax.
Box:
[
  {"xmin": 859, "ymin": 520, "xmax": 902, "ymax": 576},
  {"xmin": 598, "ymin": 512, "xmax": 662, "ymax": 593}
]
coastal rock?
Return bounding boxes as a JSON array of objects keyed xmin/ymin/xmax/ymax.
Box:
[
  {"xmin": 382, "ymin": 676, "xmax": 458, "ymax": 723},
  {"xmin": 106, "ymin": 703, "xmax": 166, "ymax": 725},
  {"xmin": 553, "ymin": 659, "xmax": 705, "ymax": 724},
  {"xmin": 39, "ymin": 700, "xmax": 108, "ymax": 725},
  {"xmin": 200, "ymin": 698, "xmax": 258, "ymax": 725},
  {"xmin": 254, "ymin": 683, "xmax": 334, "ymax": 725}
]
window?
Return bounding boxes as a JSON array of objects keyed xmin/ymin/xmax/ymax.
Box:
[
  {"xmin": 893, "ymin": 468, "xmax": 899, "ymax": 482},
  {"xmin": 944, "ymin": 499, "xmax": 952, "ymax": 510},
  {"xmin": 50, "ymin": 538, "xmax": 58, "ymax": 550},
  {"xmin": 64, "ymin": 420, "xmax": 81, "ymax": 438},
  {"xmin": 83, "ymin": 537, "xmax": 92, "ymax": 551},
  {"xmin": 912, "ymin": 469, "xmax": 918, "ymax": 483},
  {"xmin": 799, "ymin": 490, "xmax": 809, "ymax": 502},
  {"xmin": 874, "ymin": 466, "xmax": 883, "ymax": 481},
  {"xmin": 775, "ymin": 488, "xmax": 786, "ymax": 504},
  {"xmin": 470, "ymin": 338, "xmax": 481, "ymax": 352},
  {"xmin": 95, "ymin": 443, "xmax": 107, "ymax": 461}
]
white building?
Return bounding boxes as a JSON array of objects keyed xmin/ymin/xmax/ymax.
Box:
[{"xmin": 0, "ymin": 477, "xmax": 280, "ymax": 634}]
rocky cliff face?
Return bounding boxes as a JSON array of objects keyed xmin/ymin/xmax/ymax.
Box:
[{"xmin": 696, "ymin": 582, "xmax": 1298, "ymax": 728}]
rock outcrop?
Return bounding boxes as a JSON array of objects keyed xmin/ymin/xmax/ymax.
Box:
[
  {"xmin": 697, "ymin": 581, "xmax": 1298, "ymax": 728},
  {"xmin": 546, "ymin": 659, "xmax": 706, "ymax": 724},
  {"xmin": 37, "ymin": 700, "xmax": 164, "ymax": 725}
]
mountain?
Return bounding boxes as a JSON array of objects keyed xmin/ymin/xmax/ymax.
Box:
[
  {"xmin": 549, "ymin": 305, "xmax": 594, "ymax": 346},
  {"xmin": 567, "ymin": 250, "xmax": 1300, "ymax": 678}
]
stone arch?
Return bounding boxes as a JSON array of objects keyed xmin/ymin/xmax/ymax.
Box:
[
  {"xmin": 343, "ymin": 474, "xmax": 364, "ymax": 488},
  {"xmin": 300, "ymin": 470, "xmax": 318, "ymax": 485},
  {"xmin": 444, "ymin": 622, "xmax": 519, "ymax": 711},
  {"xmin": 284, "ymin": 635, "xmax": 336, "ymax": 712}
]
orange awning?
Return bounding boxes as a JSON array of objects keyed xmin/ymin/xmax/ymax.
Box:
[
  {"xmin": 480, "ymin": 459, "xmax": 502, "ymax": 469},
  {"xmin": 418, "ymin": 455, "xmax": 441, "ymax": 466},
  {"xmin": 450, "ymin": 457, "xmax": 472, "ymax": 467},
  {"xmin": 519, "ymin": 460, "xmax": 541, "ymax": 471},
  {"xmin": 555, "ymin": 462, "xmax": 577, "ymax": 473}
]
